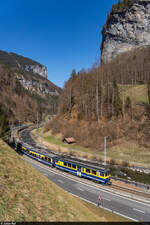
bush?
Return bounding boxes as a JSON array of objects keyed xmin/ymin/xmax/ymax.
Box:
[
  {"xmin": 110, "ymin": 159, "xmax": 116, "ymax": 165},
  {"xmin": 122, "ymin": 160, "xmax": 129, "ymax": 167}
]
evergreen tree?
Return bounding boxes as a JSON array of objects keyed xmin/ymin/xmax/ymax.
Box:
[
  {"xmin": 125, "ymin": 96, "xmax": 131, "ymax": 109},
  {"xmin": 70, "ymin": 69, "xmax": 76, "ymax": 80}
]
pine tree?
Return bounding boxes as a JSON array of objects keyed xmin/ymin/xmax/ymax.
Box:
[{"xmin": 125, "ymin": 96, "xmax": 131, "ymax": 109}]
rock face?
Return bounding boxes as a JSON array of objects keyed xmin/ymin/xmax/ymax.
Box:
[
  {"xmin": 17, "ymin": 74, "xmax": 59, "ymax": 96},
  {"xmin": 0, "ymin": 50, "xmax": 61, "ymax": 97},
  {"xmin": 101, "ymin": 0, "xmax": 150, "ymax": 63},
  {"xmin": 21, "ymin": 65, "xmax": 47, "ymax": 79}
]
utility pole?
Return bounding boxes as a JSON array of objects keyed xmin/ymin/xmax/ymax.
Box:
[{"xmin": 104, "ymin": 136, "xmax": 107, "ymax": 166}]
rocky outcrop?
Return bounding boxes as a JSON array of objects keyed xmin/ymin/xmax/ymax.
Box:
[
  {"xmin": 16, "ymin": 74, "xmax": 60, "ymax": 97},
  {"xmin": 101, "ymin": 0, "xmax": 150, "ymax": 63},
  {"xmin": 21, "ymin": 65, "xmax": 48, "ymax": 79},
  {"xmin": 0, "ymin": 50, "xmax": 61, "ymax": 97}
]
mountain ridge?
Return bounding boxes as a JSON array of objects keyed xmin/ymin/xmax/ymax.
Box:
[
  {"xmin": 0, "ymin": 50, "xmax": 47, "ymax": 78},
  {"xmin": 0, "ymin": 50, "xmax": 61, "ymax": 123}
]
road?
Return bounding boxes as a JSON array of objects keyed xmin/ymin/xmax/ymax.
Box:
[{"xmin": 23, "ymin": 155, "xmax": 150, "ymax": 222}]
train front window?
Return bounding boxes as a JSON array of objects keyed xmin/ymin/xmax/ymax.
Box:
[{"xmin": 105, "ymin": 172, "xmax": 109, "ymax": 177}]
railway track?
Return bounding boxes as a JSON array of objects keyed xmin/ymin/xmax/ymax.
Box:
[
  {"xmin": 14, "ymin": 126, "xmax": 150, "ymax": 202},
  {"xmin": 111, "ymin": 184, "xmax": 150, "ymax": 200},
  {"xmin": 22, "ymin": 153, "xmax": 150, "ymax": 204}
]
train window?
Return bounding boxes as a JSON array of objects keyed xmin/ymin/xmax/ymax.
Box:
[
  {"xmin": 68, "ymin": 163, "xmax": 71, "ymax": 168},
  {"xmin": 92, "ymin": 170, "xmax": 96, "ymax": 175},
  {"xmin": 81, "ymin": 168, "xmax": 85, "ymax": 172},
  {"xmin": 86, "ymin": 168, "xmax": 90, "ymax": 173},
  {"xmin": 72, "ymin": 164, "xmax": 76, "ymax": 169},
  {"xmin": 64, "ymin": 162, "xmax": 67, "ymax": 166}
]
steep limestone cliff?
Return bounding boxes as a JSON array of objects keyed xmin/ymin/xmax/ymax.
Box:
[
  {"xmin": 0, "ymin": 50, "xmax": 61, "ymax": 97},
  {"xmin": 101, "ymin": 0, "xmax": 150, "ymax": 63},
  {"xmin": 16, "ymin": 73, "xmax": 60, "ymax": 97},
  {"xmin": 21, "ymin": 65, "xmax": 47, "ymax": 79}
]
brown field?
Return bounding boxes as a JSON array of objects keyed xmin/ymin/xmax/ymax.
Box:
[{"xmin": 32, "ymin": 128, "xmax": 150, "ymax": 168}]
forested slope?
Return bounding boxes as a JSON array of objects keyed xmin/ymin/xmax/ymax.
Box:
[
  {"xmin": 46, "ymin": 46, "xmax": 150, "ymax": 153},
  {"xmin": 0, "ymin": 50, "xmax": 61, "ymax": 124}
]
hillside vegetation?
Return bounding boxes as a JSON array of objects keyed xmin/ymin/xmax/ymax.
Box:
[
  {"xmin": 0, "ymin": 140, "xmax": 128, "ymax": 222},
  {"xmin": 45, "ymin": 46, "xmax": 150, "ymax": 165},
  {"xmin": 0, "ymin": 50, "xmax": 42, "ymax": 67},
  {"xmin": 111, "ymin": 0, "xmax": 138, "ymax": 13},
  {"xmin": 0, "ymin": 50, "xmax": 61, "ymax": 123}
]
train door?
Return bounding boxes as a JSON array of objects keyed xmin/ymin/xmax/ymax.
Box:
[{"xmin": 77, "ymin": 165, "xmax": 81, "ymax": 177}]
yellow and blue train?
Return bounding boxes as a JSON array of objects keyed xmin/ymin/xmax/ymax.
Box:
[{"xmin": 13, "ymin": 138, "xmax": 111, "ymax": 185}]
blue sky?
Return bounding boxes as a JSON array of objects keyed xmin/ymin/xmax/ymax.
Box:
[{"xmin": 0, "ymin": 0, "xmax": 118, "ymax": 87}]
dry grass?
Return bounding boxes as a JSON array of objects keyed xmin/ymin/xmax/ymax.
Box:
[
  {"xmin": 123, "ymin": 84, "xmax": 149, "ymax": 104},
  {"xmin": 0, "ymin": 139, "xmax": 129, "ymax": 222},
  {"xmin": 34, "ymin": 123, "xmax": 150, "ymax": 168},
  {"xmin": 107, "ymin": 142, "xmax": 150, "ymax": 167}
]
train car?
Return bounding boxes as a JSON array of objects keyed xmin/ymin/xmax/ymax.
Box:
[
  {"xmin": 12, "ymin": 138, "xmax": 111, "ymax": 184},
  {"xmin": 55, "ymin": 157, "xmax": 111, "ymax": 184},
  {"xmin": 21, "ymin": 144, "xmax": 56, "ymax": 167},
  {"xmin": 13, "ymin": 138, "xmax": 56, "ymax": 167}
]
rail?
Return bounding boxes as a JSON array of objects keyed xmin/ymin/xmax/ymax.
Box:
[{"xmin": 14, "ymin": 125, "xmax": 150, "ymax": 201}]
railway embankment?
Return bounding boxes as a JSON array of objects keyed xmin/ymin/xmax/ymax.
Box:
[{"xmin": 0, "ymin": 139, "xmax": 129, "ymax": 222}]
